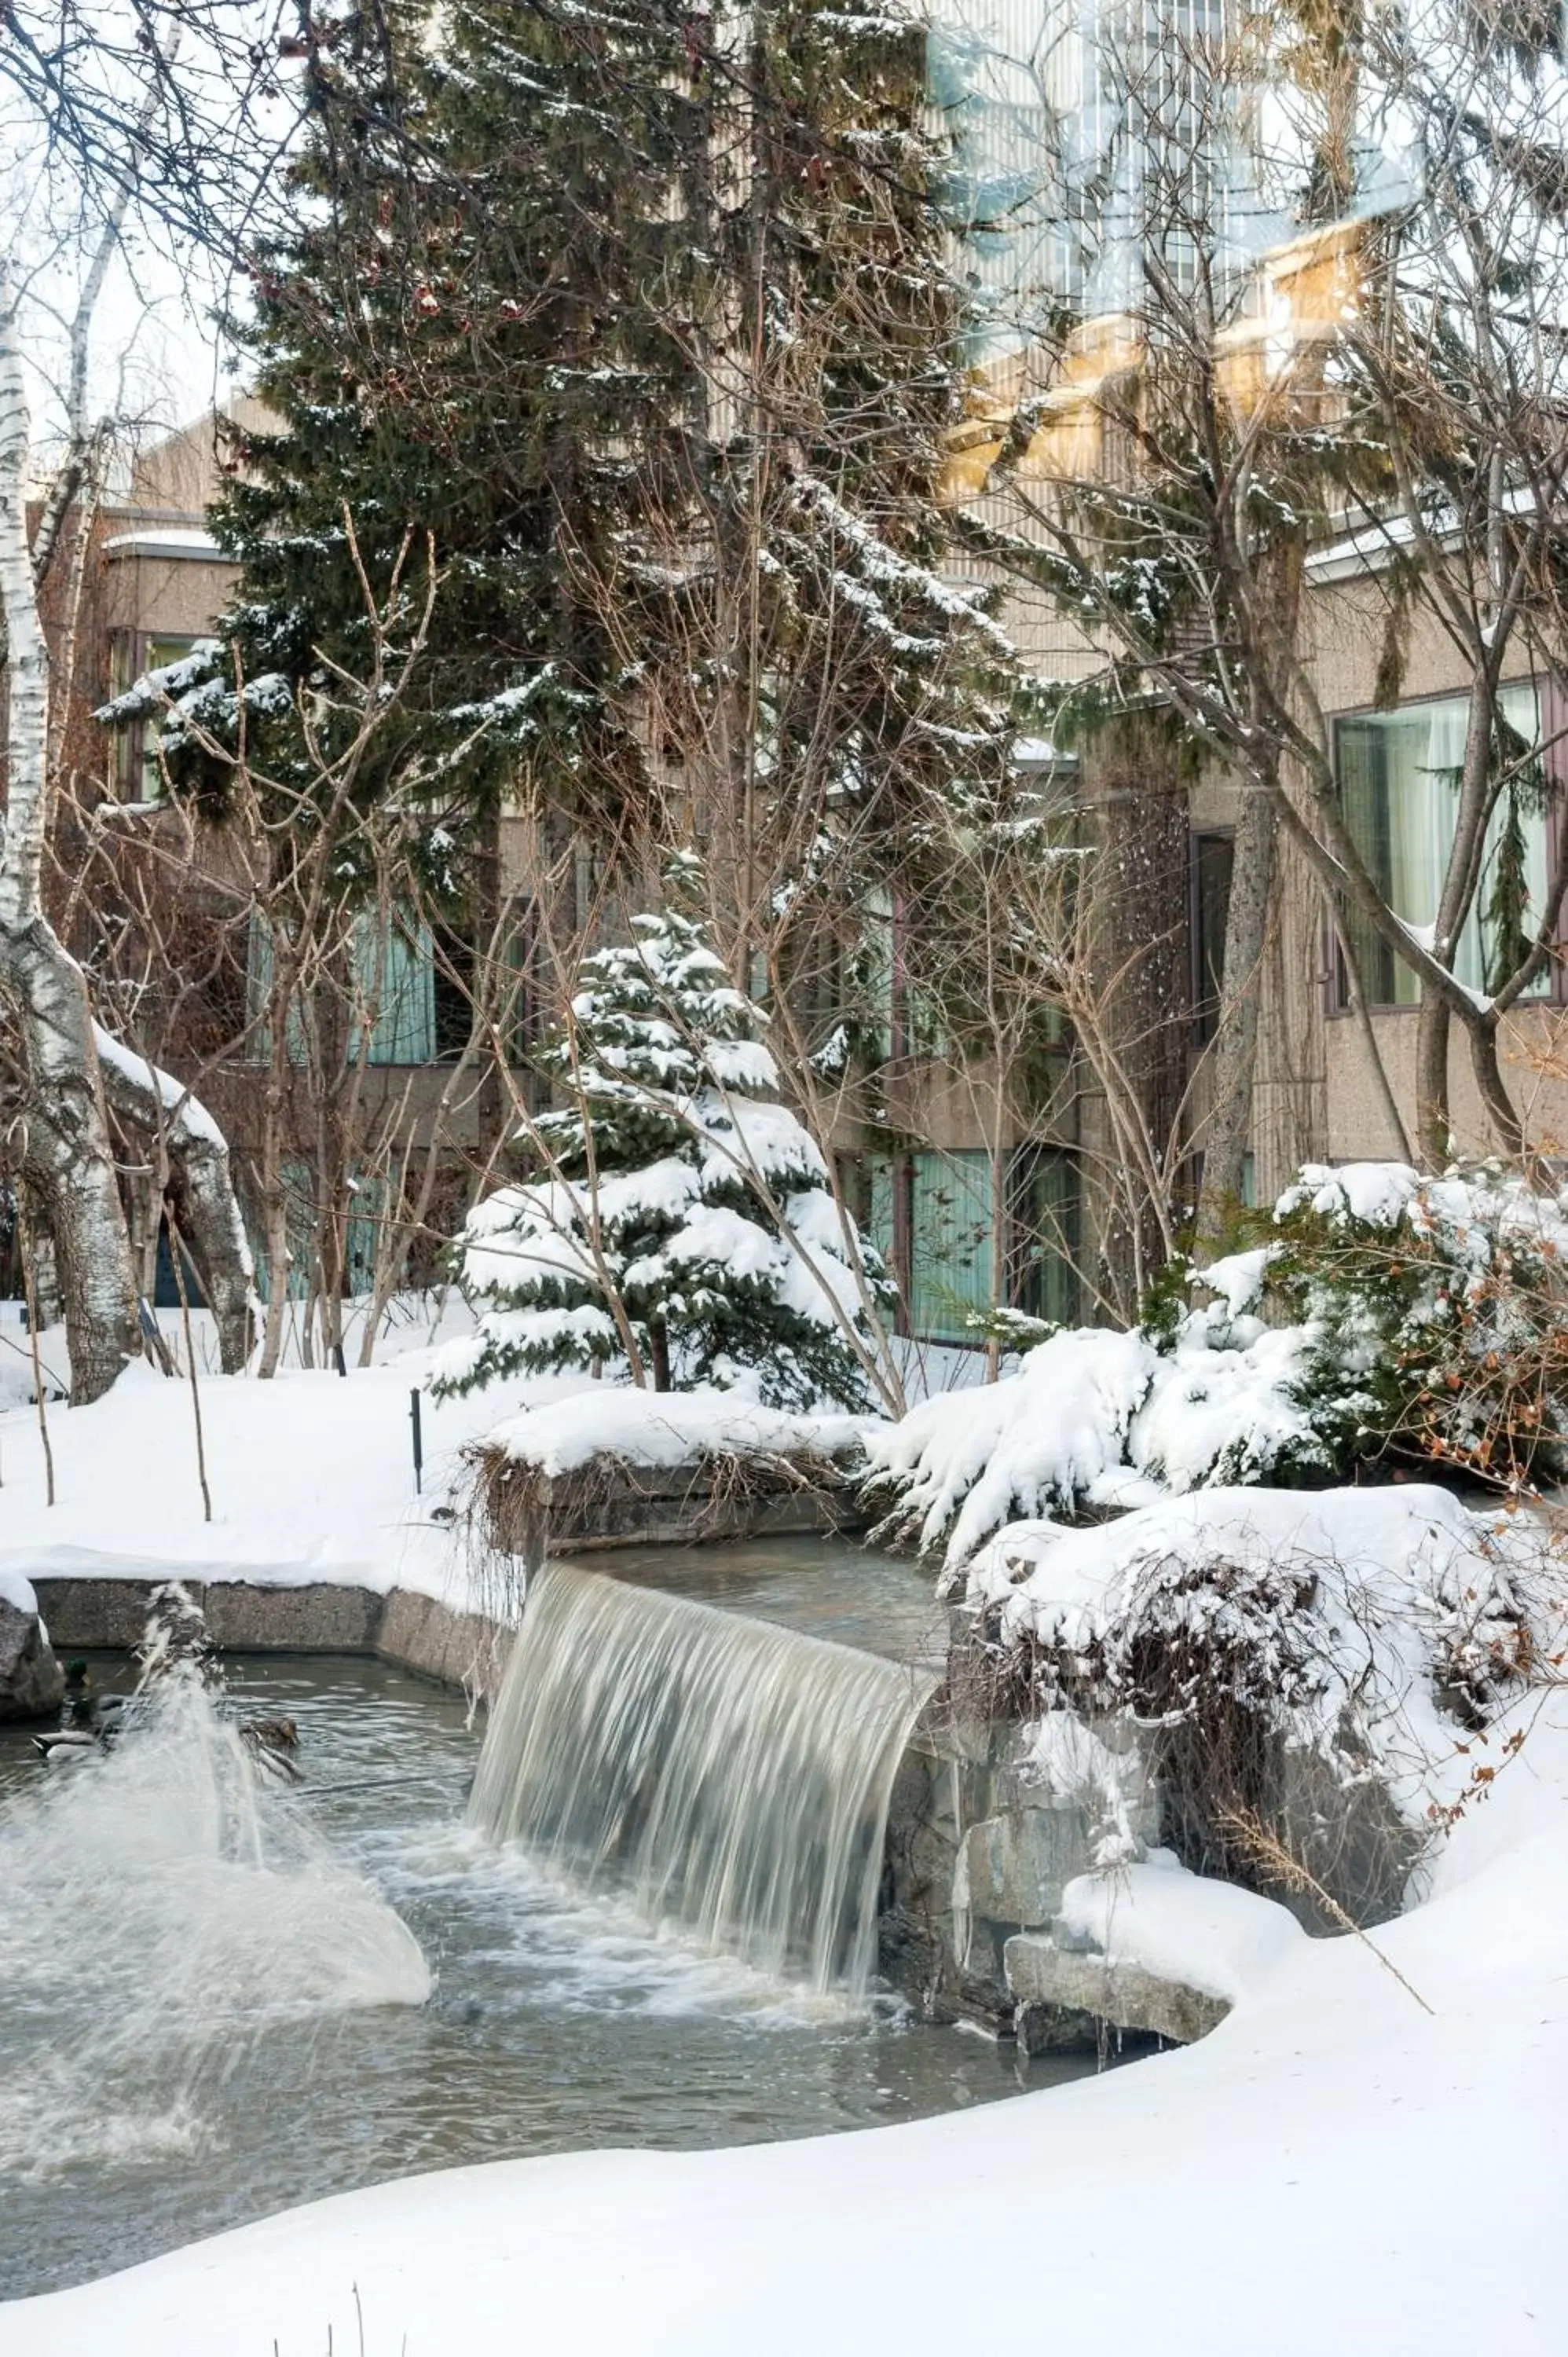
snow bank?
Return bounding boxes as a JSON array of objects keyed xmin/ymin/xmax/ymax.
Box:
[
  {"xmin": 14, "ymin": 1688, "xmax": 1568, "ymax": 2356},
  {"xmin": 1058, "ymin": 1853, "xmax": 1306, "ymax": 2006},
  {"xmin": 960, "ymin": 1485, "xmax": 1555, "ymax": 1827},
  {"xmin": 0, "ymin": 1331, "xmax": 599, "ymax": 1604},
  {"xmin": 479, "ymin": 1384, "xmax": 874, "ymax": 1478}
]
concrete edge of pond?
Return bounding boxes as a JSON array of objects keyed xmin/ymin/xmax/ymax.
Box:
[
  {"xmin": 29, "ymin": 1575, "xmax": 511, "ymax": 1700},
  {"xmin": 27, "ymin": 1566, "xmax": 1222, "ymax": 2061}
]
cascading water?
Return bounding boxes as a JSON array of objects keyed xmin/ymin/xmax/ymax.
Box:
[
  {"xmin": 469, "ymin": 1563, "xmax": 936, "ymax": 1994},
  {"xmin": 0, "ymin": 1644, "xmax": 429, "ymax": 2181}
]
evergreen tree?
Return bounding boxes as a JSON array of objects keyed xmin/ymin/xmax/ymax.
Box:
[
  {"xmin": 124, "ymin": 0, "xmax": 1017, "ymax": 917},
  {"xmin": 433, "ymin": 874, "xmax": 895, "ymax": 1409},
  {"xmin": 131, "ymin": 0, "xmax": 701, "ymax": 890}
]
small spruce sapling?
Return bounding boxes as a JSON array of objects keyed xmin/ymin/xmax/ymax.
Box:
[{"xmin": 435, "ymin": 872, "xmax": 895, "ymax": 1410}]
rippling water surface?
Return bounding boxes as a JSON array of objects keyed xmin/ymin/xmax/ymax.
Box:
[{"xmin": 0, "ymin": 1604, "xmax": 1090, "ymax": 2301}]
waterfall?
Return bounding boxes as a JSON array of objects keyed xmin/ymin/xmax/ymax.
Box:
[{"xmin": 469, "ymin": 1564, "xmax": 935, "ymax": 1995}]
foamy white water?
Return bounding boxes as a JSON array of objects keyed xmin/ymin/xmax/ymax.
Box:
[
  {"xmin": 470, "ymin": 1564, "xmax": 936, "ymax": 1993},
  {"xmin": 0, "ymin": 1664, "xmax": 429, "ymax": 2179}
]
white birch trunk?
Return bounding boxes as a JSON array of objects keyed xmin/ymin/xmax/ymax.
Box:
[
  {"xmin": 0, "ymin": 288, "xmax": 137, "ymax": 1398},
  {"xmin": 93, "ymin": 1029, "xmax": 256, "ymax": 1372}
]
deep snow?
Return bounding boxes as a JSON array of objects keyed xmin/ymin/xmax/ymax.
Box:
[
  {"xmin": 8, "ymin": 1679, "xmax": 1568, "ymax": 2353},
  {"xmin": 2, "ymin": 1340, "xmax": 1566, "ymax": 2353}
]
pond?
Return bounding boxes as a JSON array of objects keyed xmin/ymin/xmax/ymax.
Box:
[{"xmin": 0, "ymin": 1544, "xmax": 1095, "ymax": 2302}]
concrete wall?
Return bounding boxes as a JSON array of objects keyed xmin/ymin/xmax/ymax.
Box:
[{"xmin": 31, "ymin": 1578, "xmax": 511, "ymax": 1701}]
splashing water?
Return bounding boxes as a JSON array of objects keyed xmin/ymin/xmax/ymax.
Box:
[
  {"xmin": 469, "ymin": 1563, "xmax": 936, "ymax": 1995},
  {"xmin": 0, "ymin": 1647, "xmax": 429, "ymax": 2181}
]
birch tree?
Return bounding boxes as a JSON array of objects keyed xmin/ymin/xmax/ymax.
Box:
[{"xmin": 0, "ymin": 266, "xmax": 253, "ymax": 1395}]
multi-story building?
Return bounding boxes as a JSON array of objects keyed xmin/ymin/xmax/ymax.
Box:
[{"xmin": 55, "ymin": 5, "xmax": 1568, "ymax": 1347}]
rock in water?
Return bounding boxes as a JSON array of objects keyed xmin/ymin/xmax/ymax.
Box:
[{"xmin": 0, "ymin": 1577, "xmax": 65, "ymax": 1722}]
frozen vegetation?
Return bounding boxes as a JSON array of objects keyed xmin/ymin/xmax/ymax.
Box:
[
  {"xmin": 1, "ymin": 1267, "xmax": 1567, "ymax": 2352},
  {"xmin": 865, "ymin": 1159, "xmax": 1568, "ymax": 1562}
]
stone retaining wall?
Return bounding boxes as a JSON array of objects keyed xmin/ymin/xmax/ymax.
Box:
[
  {"xmin": 880, "ymin": 1695, "xmax": 1157, "ymax": 2032},
  {"xmin": 478, "ymin": 1450, "xmax": 868, "ymax": 1571},
  {"xmin": 31, "ymin": 1578, "xmax": 512, "ymax": 1700}
]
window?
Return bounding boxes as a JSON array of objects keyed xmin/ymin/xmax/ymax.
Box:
[
  {"xmin": 432, "ymin": 903, "xmax": 538, "ymax": 1065},
  {"xmin": 250, "ymin": 1165, "xmax": 383, "ymax": 1303},
  {"xmin": 246, "ymin": 911, "xmax": 438, "ymax": 1066},
  {"xmin": 1013, "ymin": 1149, "xmax": 1080, "ymax": 1326},
  {"xmin": 1334, "ymin": 685, "xmax": 1552, "ymax": 1006},
  {"xmin": 111, "ymin": 633, "xmax": 199, "ymax": 805},
  {"xmin": 352, "ymin": 913, "xmax": 437, "ymax": 1064},
  {"xmin": 910, "ymin": 1149, "xmax": 996, "ymax": 1343},
  {"xmin": 1192, "ymin": 830, "xmax": 1234, "ymax": 1044}
]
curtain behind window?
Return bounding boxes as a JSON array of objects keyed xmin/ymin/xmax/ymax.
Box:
[
  {"xmin": 246, "ymin": 911, "xmax": 437, "ymax": 1066},
  {"xmin": 1335, "ymin": 685, "xmax": 1546, "ymax": 1005},
  {"xmin": 910, "ymin": 1149, "xmax": 995, "ymax": 1343}
]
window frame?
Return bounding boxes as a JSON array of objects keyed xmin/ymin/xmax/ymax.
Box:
[
  {"xmin": 108, "ymin": 629, "xmax": 202, "ymax": 807},
  {"xmin": 1325, "ymin": 677, "xmax": 1568, "ymax": 1014}
]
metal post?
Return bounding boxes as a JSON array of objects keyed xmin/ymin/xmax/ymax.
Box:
[{"xmin": 409, "ymin": 1387, "xmax": 423, "ymax": 1495}]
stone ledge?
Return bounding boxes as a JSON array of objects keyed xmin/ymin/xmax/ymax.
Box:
[
  {"xmin": 1005, "ymin": 1933, "xmax": 1230, "ymax": 2048},
  {"xmin": 27, "ymin": 1577, "xmax": 512, "ymax": 1700},
  {"xmin": 478, "ymin": 1449, "xmax": 868, "ymax": 1570}
]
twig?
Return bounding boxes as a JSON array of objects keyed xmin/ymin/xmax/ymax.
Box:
[
  {"xmin": 168, "ymin": 1211, "xmax": 213, "ymax": 1523},
  {"xmin": 1219, "ymin": 1805, "xmax": 1435, "ymax": 2017},
  {"xmin": 17, "ymin": 1196, "xmax": 54, "ymax": 1508}
]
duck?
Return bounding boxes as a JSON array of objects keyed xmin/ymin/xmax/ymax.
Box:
[
  {"xmin": 31, "ymin": 1728, "xmax": 104, "ymax": 1762},
  {"xmin": 59, "ymin": 1661, "xmax": 127, "ymax": 1736},
  {"xmin": 240, "ymin": 1717, "xmax": 303, "ymax": 1781}
]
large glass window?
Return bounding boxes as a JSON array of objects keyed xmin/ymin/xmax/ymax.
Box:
[
  {"xmin": 1014, "ymin": 1149, "xmax": 1080, "ymax": 1326},
  {"xmin": 910, "ymin": 1149, "xmax": 996, "ymax": 1343},
  {"xmin": 246, "ymin": 911, "xmax": 438, "ymax": 1065},
  {"xmin": 1335, "ymin": 685, "xmax": 1550, "ymax": 1006}
]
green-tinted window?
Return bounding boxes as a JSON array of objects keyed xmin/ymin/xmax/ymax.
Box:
[
  {"xmin": 251, "ymin": 1164, "xmax": 383, "ymax": 1303},
  {"xmin": 1016, "ymin": 1150, "xmax": 1080, "ymax": 1327},
  {"xmin": 1335, "ymin": 685, "xmax": 1548, "ymax": 1005},
  {"xmin": 910, "ymin": 1149, "xmax": 995, "ymax": 1343},
  {"xmin": 246, "ymin": 911, "xmax": 438, "ymax": 1066},
  {"xmin": 352, "ymin": 912, "xmax": 436, "ymax": 1065}
]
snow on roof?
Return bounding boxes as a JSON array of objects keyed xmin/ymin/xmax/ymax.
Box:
[{"xmin": 102, "ymin": 526, "xmax": 225, "ymax": 561}]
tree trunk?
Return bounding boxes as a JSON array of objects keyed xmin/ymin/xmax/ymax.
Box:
[
  {"xmin": 1414, "ymin": 996, "xmax": 1451, "ymax": 1168},
  {"xmin": 0, "ymin": 295, "xmax": 140, "ymax": 1402},
  {"xmin": 93, "ymin": 1035, "xmax": 255, "ymax": 1372},
  {"xmin": 3, "ymin": 924, "xmax": 141, "ymax": 1399},
  {"xmin": 648, "ymin": 1317, "xmax": 672, "ymax": 1391},
  {"xmin": 1196, "ymin": 775, "xmax": 1277, "ymax": 1242}
]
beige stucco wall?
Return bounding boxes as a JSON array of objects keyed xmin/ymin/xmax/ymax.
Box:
[{"xmin": 101, "ymin": 543, "xmax": 237, "ymax": 643}]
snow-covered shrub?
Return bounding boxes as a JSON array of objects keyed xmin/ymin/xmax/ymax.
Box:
[
  {"xmin": 432, "ymin": 883, "xmax": 895, "ymax": 1412},
  {"xmin": 1254, "ymin": 1161, "xmax": 1568, "ymax": 1491},
  {"xmin": 951, "ymin": 1487, "xmax": 1555, "ymax": 1924},
  {"xmin": 864, "ymin": 1299, "xmax": 1328, "ymax": 1564},
  {"xmin": 864, "ymin": 1159, "xmax": 1568, "ymax": 1564}
]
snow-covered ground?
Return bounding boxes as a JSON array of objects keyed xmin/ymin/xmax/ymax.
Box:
[
  {"xmin": 3, "ymin": 1336, "xmax": 1567, "ymax": 2352},
  {"xmin": 9, "ymin": 1675, "xmax": 1568, "ymax": 2353},
  {"xmin": 0, "ymin": 1299, "xmax": 563, "ymax": 1602}
]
